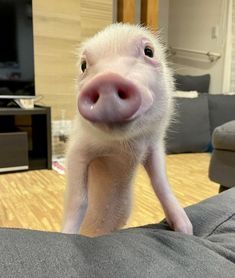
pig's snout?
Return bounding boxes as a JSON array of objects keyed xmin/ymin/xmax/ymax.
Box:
[{"xmin": 78, "ymin": 73, "xmax": 141, "ymax": 123}]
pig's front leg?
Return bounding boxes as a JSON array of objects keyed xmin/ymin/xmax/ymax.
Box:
[
  {"xmin": 144, "ymin": 143, "xmax": 193, "ymax": 235},
  {"xmin": 61, "ymin": 143, "xmax": 89, "ymax": 234}
]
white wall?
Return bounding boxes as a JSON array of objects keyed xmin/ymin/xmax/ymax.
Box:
[
  {"xmin": 167, "ymin": 0, "xmax": 229, "ymax": 93},
  {"xmin": 158, "ymin": 0, "xmax": 169, "ymax": 44},
  {"xmin": 230, "ymin": 0, "xmax": 235, "ymax": 91}
]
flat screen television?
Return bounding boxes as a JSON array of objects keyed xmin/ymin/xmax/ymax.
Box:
[{"xmin": 0, "ymin": 0, "xmax": 35, "ymax": 99}]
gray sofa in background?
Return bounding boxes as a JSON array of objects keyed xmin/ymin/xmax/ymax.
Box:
[
  {"xmin": 165, "ymin": 74, "xmax": 235, "ymax": 192},
  {"xmin": 166, "ymin": 74, "xmax": 235, "ymax": 154},
  {"xmin": 209, "ymin": 120, "xmax": 235, "ymax": 192},
  {"xmin": 166, "ymin": 93, "xmax": 235, "ymax": 154}
]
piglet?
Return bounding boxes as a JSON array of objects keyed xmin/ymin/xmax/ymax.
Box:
[{"xmin": 62, "ymin": 23, "xmax": 193, "ymax": 236}]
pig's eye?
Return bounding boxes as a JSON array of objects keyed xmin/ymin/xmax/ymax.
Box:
[
  {"xmin": 144, "ymin": 46, "xmax": 154, "ymax": 58},
  {"xmin": 81, "ymin": 60, "xmax": 87, "ymax": 72}
]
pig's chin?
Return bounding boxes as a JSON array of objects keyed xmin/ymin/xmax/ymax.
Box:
[
  {"xmin": 83, "ymin": 116, "xmax": 140, "ymax": 140},
  {"xmin": 92, "ymin": 119, "xmax": 135, "ymax": 132}
]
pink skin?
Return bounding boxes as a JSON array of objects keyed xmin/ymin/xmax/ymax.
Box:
[{"xmin": 62, "ymin": 24, "xmax": 193, "ymax": 236}]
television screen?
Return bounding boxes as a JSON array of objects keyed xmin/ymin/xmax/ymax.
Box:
[
  {"xmin": 0, "ymin": 0, "xmax": 35, "ymax": 99},
  {"xmin": 0, "ymin": 1, "xmax": 17, "ymax": 63}
]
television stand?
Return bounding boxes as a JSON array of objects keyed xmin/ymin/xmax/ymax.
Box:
[
  {"xmin": 0, "ymin": 106, "xmax": 52, "ymax": 173},
  {"xmin": 0, "ymin": 98, "xmax": 35, "ymax": 109}
]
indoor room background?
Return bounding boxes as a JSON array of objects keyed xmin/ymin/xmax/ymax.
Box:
[
  {"xmin": 31, "ymin": 0, "xmax": 234, "ymax": 157},
  {"xmin": 0, "ymin": 0, "xmax": 234, "ymax": 232}
]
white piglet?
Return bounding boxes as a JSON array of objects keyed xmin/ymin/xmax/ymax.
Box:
[{"xmin": 62, "ymin": 24, "xmax": 193, "ymax": 236}]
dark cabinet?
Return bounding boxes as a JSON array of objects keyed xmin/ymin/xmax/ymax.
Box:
[{"xmin": 0, "ymin": 106, "xmax": 52, "ymax": 172}]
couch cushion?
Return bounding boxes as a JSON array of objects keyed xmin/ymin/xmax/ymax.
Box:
[
  {"xmin": 174, "ymin": 74, "xmax": 210, "ymax": 93},
  {"xmin": 166, "ymin": 93, "xmax": 211, "ymax": 153},
  {"xmin": 208, "ymin": 94, "xmax": 235, "ymax": 135},
  {"xmin": 209, "ymin": 149, "xmax": 235, "ymax": 188},
  {"xmin": 212, "ymin": 121, "xmax": 235, "ymax": 151}
]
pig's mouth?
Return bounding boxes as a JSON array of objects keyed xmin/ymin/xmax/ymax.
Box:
[{"xmin": 86, "ymin": 115, "xmax": 145, "ymax": 138}]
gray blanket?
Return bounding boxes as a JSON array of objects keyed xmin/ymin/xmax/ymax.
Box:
[{"xmin": 1, "ymin": 188, "xmax": 235, "ymax": 277}]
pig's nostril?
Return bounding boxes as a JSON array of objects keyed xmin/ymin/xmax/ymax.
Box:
[
  {"xmin": 118, "ymin": 90, "xmax": 128, "ymax": 100},
  {"xmin": 90, "ymin": 92, "xmax": 99, "ymax": 104}
]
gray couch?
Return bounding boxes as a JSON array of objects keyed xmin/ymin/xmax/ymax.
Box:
[
  {"xmin": 166, "ymin": 94, "xmax": 235, "ymax": 154},
  {"xmin": 209, "ymin": 120, "xmax": 235, "ymax": 192},
  {"xmin": 1, "ymin": 188, "xmax": 235, "ymax": 277},
  {"xmin": 165, "ymin": 73, "xmax": 235, "ymax": 192},
  {"xmin": 166, "ymin": 93, "xmax": 235, "ymax": 193},
  {"xmin": 166, "ymin": 74, "xmax": 235, "ymax": 154}
]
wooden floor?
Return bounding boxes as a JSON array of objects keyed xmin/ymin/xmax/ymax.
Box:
[{"xmin": 0, "ymin": 153, "xmax": 219, "ymax": 232}]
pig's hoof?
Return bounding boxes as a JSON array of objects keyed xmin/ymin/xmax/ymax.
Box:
[
  {"xmin": 166, "ymin": 210, "xmax": 193, "ymax": 235},
  {"xmin": 61, "ymin": 225, "xmax": 79, "ymax": 234},
  {"xmin": 173, "ymin": 220, "xmax": 193, "ymax": 235}
]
